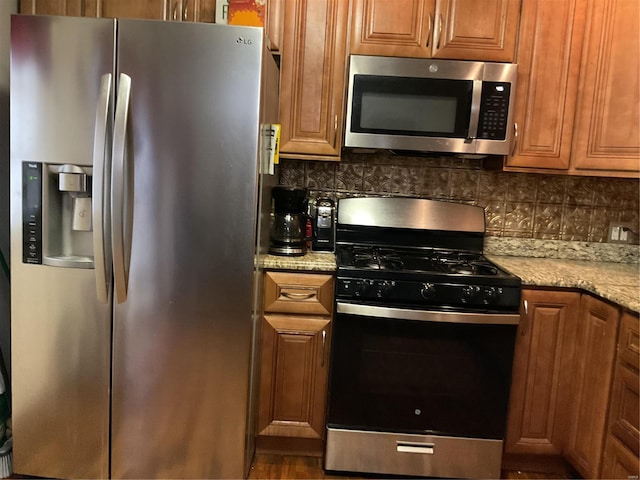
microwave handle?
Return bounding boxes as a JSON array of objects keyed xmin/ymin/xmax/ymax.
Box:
[{"xmin": 467, "ymin": 80, "xmax": 483, "ymax": 141}]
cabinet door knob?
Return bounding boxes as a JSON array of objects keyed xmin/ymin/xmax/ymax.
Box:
[
  {"xmin": 510, "ymin": 122, "xmax": 519, "ymax": 157},
  {"xmin": 436, "ymin": 13, "xmax": 444, "ymax": 50},
  {"xmin": 182, "ymin": 0, "xmax": 189, "ymax": 21},
  {"xmin": 321, "ymin": 329, "xmax": 327, "ymax": 367},
  {"xmin": 521, "ymin": 299, "xmax": 529, "ymax": 336}
]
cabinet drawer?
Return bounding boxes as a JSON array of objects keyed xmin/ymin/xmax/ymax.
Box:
[
  {"xmin": 264, "ymin": 272, "xmax": 334, "ymax": 315},
  {"xmin": 608, "ymin": 312, "xmax": 640, "ymax": 455}
]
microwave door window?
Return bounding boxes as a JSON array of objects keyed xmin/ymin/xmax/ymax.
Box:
[
  {"xmin": 352, "ymin": 76, "xmax": 473, "ymax": 138},
  {"xmin": 360, "ymin": 92, "xmax": 457, "ymax": 134}
]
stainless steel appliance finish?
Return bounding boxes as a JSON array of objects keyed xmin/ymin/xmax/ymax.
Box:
[
  {"xmin": 10, "ymin": 15, "xmax": 278, "ymax": 479},
  {"xmin": 336, "ymin": 302, "xmax": 520, "ymax": 325},
  {"xmin": 325, "ymin": 197, "xmax": 521, "ymax": 480},
  {"xmin": 344, "ymin": 55, "xmax": 518, "ymax": 156},
  {"xmin": 326, "ymin": 428, "xmax": 503, "ymax": 479},
  {"xmin": 337, "ymin": 196, "xmax": 485, "ymax": 232}
]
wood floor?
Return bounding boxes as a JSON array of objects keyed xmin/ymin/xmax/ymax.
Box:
[
  {"xmin": 9, "ymin": 453, "xmax": 582, "ymax": 479},
  {"xmin": 248, "ymin": 453, "xmax": 582, "ymax": 479}
]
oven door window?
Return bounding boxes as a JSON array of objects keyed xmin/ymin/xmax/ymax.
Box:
[
  {"xmin": 326, "ymin": 312, "xmax": 517, "ymax": 440},
  {"xmin": 350, "ymin": 75, "xmax": 473, "ymax": 138}
]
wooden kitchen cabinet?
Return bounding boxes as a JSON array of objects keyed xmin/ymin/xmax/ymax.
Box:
[
  {"xmin": 565, "ymin": 293, "xmax": 621, "ymax": 479},
  {"xmin": 601, "ymin": 312, "xmax": 640, "ymax": 479},
  {"xmin": 265, "ymin": 0, "xmax": 284, "ymax": 53},
  {"xmin": 257, "ymin": 271, "xmax": 334, "ymax": 452},
  {"xmin": 349, "ymin": 0, "xmax": 520, "ymax": 62},
  {"xmin": 570, "ymin": 0, "xmax": 640, "ymax": 175},
  {"xmin": 278, "ymin": 0, "xmax": 349, "ymax": 161},
  {"xmin": 20, "ymin": 0, "xmax": 215, "ymax": 22},
  {"xmin": 505, "ymin": 289, "xmax": 580, "ymax": 456},
  {"xmin": 506, "ymin": 0, "xmax": 639, "ymax": 178},
  {"xmin": 19, "ymin": 0, "xmax": 83, "ymax": 15}
]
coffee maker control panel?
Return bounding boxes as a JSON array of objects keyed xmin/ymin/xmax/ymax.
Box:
[{"xmin": 22, "ymin": 162, "xmax": 43, "ymax": 264}]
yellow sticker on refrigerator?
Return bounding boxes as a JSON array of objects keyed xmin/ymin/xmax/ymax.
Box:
[{"xmin": 260, "ymin": 123, "xmax": 280, "ymax": 175}]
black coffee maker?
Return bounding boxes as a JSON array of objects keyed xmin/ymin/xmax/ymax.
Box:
[{"xmin": 269, "ymin": 186, "xmax": 308, "ymax": 256}]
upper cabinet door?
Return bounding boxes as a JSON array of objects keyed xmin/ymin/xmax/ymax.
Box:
[
  {"xmin": 349, "ymin": 0, "xmax": 519, "ymax": 62},
  {"xmin": 278, "ymin": 0, "xmax": 349, "ymax": 160},
  {"xmin": 506, "ymin": 0, "xmax": 583, "ymax": 171},
  {"xmin": 20, "ymin": 0, "xmax": 84, "ymax": 15},
  {"xmin": 21, "ymin": 0, "xmax": 215, "ymax": 21},
  {"xmin": 571, "ymin": 0, "xmax": 640, "ymax": 175},
  {"xmin": 349, "ymin": 0, "xmax": 435, "ymax": 58},
  {"xmin": 84, "ymin": 0, "xmax": 173, "ymax": 19},
  {"xmin": 266, "ymin": 0, "xmax": 284, "ymax": 52},
  {"xmin": 84, "ymin": 0, "xmax": 215, "ymax": 21},
  {"xmin": 432, "ymin": 0, "xmax": 520, "ymax": 61}
]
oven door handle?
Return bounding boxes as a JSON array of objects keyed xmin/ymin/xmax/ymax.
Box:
[{"xmin": 336, "ymin": 302, "xmax": 520, "ymax": 325}]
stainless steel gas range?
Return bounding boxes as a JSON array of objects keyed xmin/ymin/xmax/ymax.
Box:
[{"xmin": 324, "ymin": 197, "xmax": 522, "ymax": 480}]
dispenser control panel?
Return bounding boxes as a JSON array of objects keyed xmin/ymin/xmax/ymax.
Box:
[{"xmin": 23, "ymin": 162, "xmax": 42, "ymax": 264}]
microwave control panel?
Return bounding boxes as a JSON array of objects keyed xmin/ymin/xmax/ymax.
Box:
[{"xmin": 477, "ymin": 82, "xmax": 511, "ymax": 140}]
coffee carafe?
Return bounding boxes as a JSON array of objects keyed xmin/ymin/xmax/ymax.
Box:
[{"xmin": 269, "ymin": 186, "xmax": 308, "ymax": 256}]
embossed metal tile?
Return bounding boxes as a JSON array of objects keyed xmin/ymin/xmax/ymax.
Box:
[{"xmin": 278, "ymin": 151, "xmax": 640, "ymax": 243}]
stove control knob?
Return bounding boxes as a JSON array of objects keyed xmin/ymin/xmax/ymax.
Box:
[
  {"xmin": 420, "ymin": 282, "xmax": 436, "ymax": 299},
  {"xmin": 375, "ymin": 280, "xmax": 394, "ymax": 298},
  {"xmin": 354, "ymin": 279, "xmax": 373, "ymax": 297},
  {"xmin": 482, "ymin": 287, "xmax": 502, "ymax": 305},
  {"xmin": 462, "ymin": 285, "xmax": 480, "ymax": 303}
]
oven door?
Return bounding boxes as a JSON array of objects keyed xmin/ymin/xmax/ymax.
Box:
[{"xmin": 326, "ymin": 302, "xmax": 519, "ymax": 440}]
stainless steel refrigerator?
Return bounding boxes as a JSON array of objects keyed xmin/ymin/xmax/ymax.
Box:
[{"xmin": 10, "ymin": 14, "xmax": 279, "ymax": 479}]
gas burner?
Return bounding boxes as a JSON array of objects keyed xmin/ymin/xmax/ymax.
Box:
[
  {"xmin": 438, "ymin": 258, "xmax": 500, "ymax": 276},
  {"xmin": 352, "ymin": 247, "xmax": 404, "ymax": 270}
]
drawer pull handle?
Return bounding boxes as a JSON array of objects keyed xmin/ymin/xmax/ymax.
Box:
[
  {"xmin": 397, "ymin": 442, "xmax": 434, "ymax": 455},
  {"xmin": 281, "ymin": 290, "xmax": 317, "ymax": 300}
]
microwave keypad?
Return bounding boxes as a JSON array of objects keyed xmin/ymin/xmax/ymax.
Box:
[{"xmin": 477, "ymin": 82, "xmax": 511, "ymax": 140}]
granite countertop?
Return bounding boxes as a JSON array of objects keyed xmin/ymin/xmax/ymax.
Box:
[
  {"xmin": 487, "ymin": 255, "xmax": 640, "ymax": 313},
  {"xmin": 259, "ymin": 238, "xmax": 640, "ymax": 313},
  {"xmin": 485, "ymin": 237, "xmax": 640, "ymax": 314},
  {"xmin": 260, "ymin": 251, "xmax": 337, "ymax": 272}
]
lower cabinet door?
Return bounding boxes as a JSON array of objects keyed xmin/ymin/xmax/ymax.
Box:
[
  {"xmin": 565, "ymin": 294, "xmax": 621, "ymax": 479},
  {"xmin": 257, "ymin": 313, "xmax": 331, "ymax": 439},
  {"xmin": 504, "ymin": 289, "xmax": 580, "ymax": 455}
]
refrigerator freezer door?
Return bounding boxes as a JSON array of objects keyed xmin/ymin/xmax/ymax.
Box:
[
  {"xmin": 110, "ymin": 20, "xmax": 269, "ymax": 479},
  {"xmin": 10, "ymin": 15, "xmax": 115, "ymax": 479}
]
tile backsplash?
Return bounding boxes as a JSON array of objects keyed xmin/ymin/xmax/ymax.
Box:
[{"xmin": 279, "ymin": 151, "xmax": 640, "ymax": 243}]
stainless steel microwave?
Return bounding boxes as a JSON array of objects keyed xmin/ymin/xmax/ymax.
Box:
[{"xmin": 344, "ymin": 55, "xmax": 518, "ymax": 156}]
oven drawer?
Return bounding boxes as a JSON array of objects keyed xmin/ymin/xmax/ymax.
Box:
[
  {"xmin": 325, "ymin": 427, "xmax": 503, "ymax": 479},
  {"xmin": 264, "ymin": 271, "xmax": 334, "ymax": 315}
]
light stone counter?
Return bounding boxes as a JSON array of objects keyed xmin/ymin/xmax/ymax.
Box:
[
  {"xmin": 259, "ymin": 239, "xmax": 640, "ymax": 313},
  {"xmin": 487, "ymin": 256, "xmax": 640, "ymax": 314},
  {"xmin": 259, "ymin": 251, "xmax": 336, "ymax": 272}
]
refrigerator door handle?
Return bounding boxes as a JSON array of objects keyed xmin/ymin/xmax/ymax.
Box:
[
  {"xmin": 111, "ymin": 73, "xmax": 133, "ymax": 303},
  {"xmin": 92, "ymin": 73, "xmax": 112, "ymax": 304}
]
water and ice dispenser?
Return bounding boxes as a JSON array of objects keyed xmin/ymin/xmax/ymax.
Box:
[{"xmin": 22, "ymin": 162, "xmax": 95, "ymax": 268}]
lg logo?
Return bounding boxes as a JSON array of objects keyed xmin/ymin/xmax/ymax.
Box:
[{"xmin": 236, "ymin": 37, "xmax": 253, "ymax": 46}]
